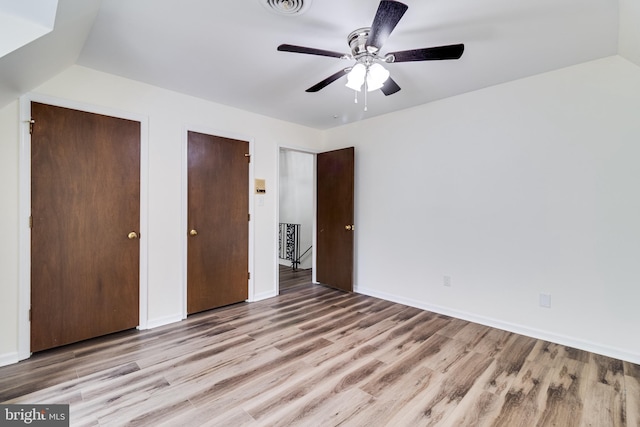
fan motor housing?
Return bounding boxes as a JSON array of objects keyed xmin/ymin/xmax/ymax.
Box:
[{"xmin": 348, "ymin": 27, "xmax": 371, "ymax": 57}]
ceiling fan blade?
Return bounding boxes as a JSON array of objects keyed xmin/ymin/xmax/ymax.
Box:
[
  {"xmin": 306, "ymin": 69, "xmax": 349, "ymax": 92},
  {"xmin": 278, "ymin": 44, "xmax": 346, "ymax": 59},
  {"xmin": 388, "ymin": 44, "xmax": 465, "ymax": 62},
  {"xmin": 380, "ymin": 77, "xmax": 401, "ymax": 96},
  {"xmin": 366, "ymin": 0, "xmax": 408, "ymax": 52}
]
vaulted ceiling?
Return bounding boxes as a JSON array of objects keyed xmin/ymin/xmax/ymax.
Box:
[{"xmin": 1, "ymin": 0, "xmax": 637, "ymax": 129}]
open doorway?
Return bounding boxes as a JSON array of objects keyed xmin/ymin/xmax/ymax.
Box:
[{"xmin": 278, "ymin": 148, "xmax": 314, "ymax": 291}]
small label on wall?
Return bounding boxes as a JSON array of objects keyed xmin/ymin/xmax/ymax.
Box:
[{"xmin": 255, "ymin": 179, "xmax": 266, "ymax": 194}]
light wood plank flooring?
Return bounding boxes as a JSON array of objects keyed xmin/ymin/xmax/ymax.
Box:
[
  {"xmin": 279, "ymin": 264, "xmax": 312, "ymax": 290},
  {"xmin": 1, "ymin": 283, "xmax": 638, "ymax": 426}
]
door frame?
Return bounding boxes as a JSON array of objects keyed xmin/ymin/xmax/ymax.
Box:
[
  {"xmin": 18, "ymin": 93, "xmax": 150, "ymax": 361},
  {"xmin": 276, "ymin": 145, "xmax": 321, "ymax": 294},
  {"xmin": 181, "ymin": 125, "xmax": 255, "ymax": 319}
]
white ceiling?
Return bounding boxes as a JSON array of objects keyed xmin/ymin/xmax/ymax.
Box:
[
  {"xmin": 0, "ymin": 0, "xmax": 629, "ymax": 129},
  {"xmin": 0, "ymin": 0, "xmax": 100, "ymax": 107},
  {"xmin": 0, "ymin": 0, "xmax": 58, "ymax": 58}
]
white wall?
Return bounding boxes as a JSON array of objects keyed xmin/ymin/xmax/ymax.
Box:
[
  {"xmin": 279, "ymin": 149, "xmax": 314, "ymax": 270},
  {"xmin": 3, "ymin": 56, "xmax": 640, "ymax": 365},
  {"xmin": 0, "ymin": 101, "xmax": 20, "ymax": 365},
  {"xmin": 323, "ymin": 56, "xmax": 640, "ymax": 363},
  {"xmin": 0, "ymin": 65, "xmax": 321, "ymax": 365},
  {"xmin": 620, "ymin": 0, "xmax": 640, "ymax": 67}
]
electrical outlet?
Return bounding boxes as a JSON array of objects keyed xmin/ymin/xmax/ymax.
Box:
[
  {"xmin": 443, "ymin": 276, "xmax": 451, "ymax": 287},
  {"xmin": 539, "ymin": 293, "xmax": 551, "ymax": 308}
]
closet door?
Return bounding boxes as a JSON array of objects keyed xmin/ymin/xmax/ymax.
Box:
[
  {"xmin": 31, "ymin": 102, "xmax": 140, "ymax": 352},
  {"xmin": 187, "ymin": 131, "xmax": 249, "ymax": 314}
]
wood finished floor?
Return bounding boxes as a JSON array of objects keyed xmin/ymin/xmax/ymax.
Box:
[
  {"xmin": 1, "ymin": 283, "xmax": 639, "ymax": 426},
  {"xmin": 279, "ymin": 264, "xmax": 312, "ymax": 290}
]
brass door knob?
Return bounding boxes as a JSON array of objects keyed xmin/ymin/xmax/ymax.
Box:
[
  {"xmin": 128, "ymin": 231, "xmax": 138, "ymax": 240},
  {"xmin": 345, "ymin": 225, "xmax": 353, "ymax": 231},
  {"xmin": 189, "ymin": 229, "xmax": 198, "ymax": 236}
]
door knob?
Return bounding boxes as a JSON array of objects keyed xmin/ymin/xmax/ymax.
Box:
[
  {"xmin": 128, "ymin": 231, "xmax": 139, "ymax": 240},
  {"xmin": 189, "ymin": 229, "xmax": 198, "ymax": 236},
  {"xmin": 345, "ymin": 225, "xmax": 354, "ymax": 231}
]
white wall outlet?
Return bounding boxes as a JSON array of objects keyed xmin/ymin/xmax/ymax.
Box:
[
  {"xmin": 539, "ymin": 293, "xmax": 551, "ymax": 308},
  {"xmin": 443, "ymin": 275, "xmax": 451, "ymax": 287}
]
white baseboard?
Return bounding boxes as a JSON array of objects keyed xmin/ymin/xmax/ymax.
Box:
[
  {"xmin": 0, "ymin": 352, "xmax": 19, "ymax": 368},
  {"xmin": 145, "ymin": 313, "xmax": 183, "ymax": 330},
  {"xmin": 252, "ymin": 290, "xmax": 278, "ymax": 302},
  {"xmin": 355, "ymin": 285, "xmax": 640, "ymax": 365}
]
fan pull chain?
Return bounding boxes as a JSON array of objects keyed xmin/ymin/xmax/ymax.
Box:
[{"xmin": 364, "ymin": 77, "xmax": 368, "ymax": 112}]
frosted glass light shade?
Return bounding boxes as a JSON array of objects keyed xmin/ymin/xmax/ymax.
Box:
[
  {"xmin": 345, "ymin": 63, "xmax": 366, "ymax": 91},
  {"xmin": 366, "ymin": 63, "xmax": 390, "ymax": 91}
]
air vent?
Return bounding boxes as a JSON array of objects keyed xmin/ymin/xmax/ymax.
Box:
[{"xmin": 259, "ymin": 0, "xmax": 312, "ymax": 16}]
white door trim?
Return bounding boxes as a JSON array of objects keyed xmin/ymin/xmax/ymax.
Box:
[
  {"xmin": 18, "ymin": 93, "xmax": 150, "ymax": 361},
  {"xmin": 276, "ymin": 145, "xmax": 321, "ymax": 294}
]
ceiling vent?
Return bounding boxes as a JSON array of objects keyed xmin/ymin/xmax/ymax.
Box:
[{"xmin": 259, "ymin": 0, "xmax": 311, "ymax": 16}]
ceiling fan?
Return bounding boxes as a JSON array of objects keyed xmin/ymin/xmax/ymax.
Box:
[{"xmin": 277, "ymin": 0, "xmax": 464, "ymax": 101}]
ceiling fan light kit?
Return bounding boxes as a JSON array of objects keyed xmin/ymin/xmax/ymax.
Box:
[
  {"xmin": 277, "ymin": 0, "xmax": 465, "ymax": 111},
  {"xmin": 345, "ymin": 63, "xmax": 390, "ymax": 92}
]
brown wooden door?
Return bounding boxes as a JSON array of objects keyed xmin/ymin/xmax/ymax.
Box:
[
  {"xmin": 316, "ymin": 147, "xmax": 355, "ymax": 292},
  {"xmin": 187, "ymin": 131, "xmax": 249, "ymax": 314},
  {"xmin": 30, "ymin": 102, "xmax": 140, "ymax": 352}
]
